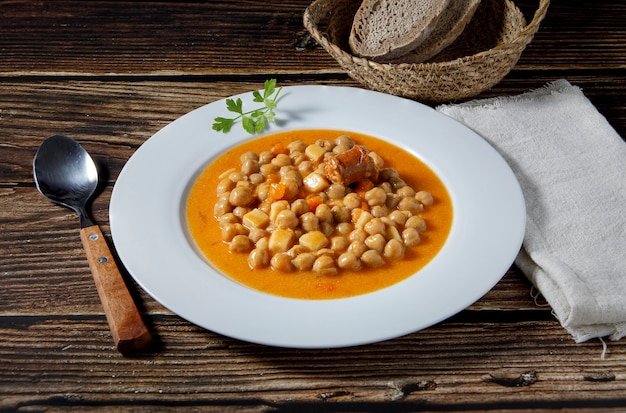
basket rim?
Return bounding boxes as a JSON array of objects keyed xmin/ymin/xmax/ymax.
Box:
[{"xmin": 303, "ymin": 0, "xmax": 550, "ymax": 70}]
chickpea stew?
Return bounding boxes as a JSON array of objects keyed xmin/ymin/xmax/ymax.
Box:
[{"xmin": 186, "ymin": 129, "xmax": 453, "ymax": 299}]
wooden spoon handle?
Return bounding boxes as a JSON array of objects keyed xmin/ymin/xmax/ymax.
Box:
[{"xmin": 80, "ymin": 225, "xmax": 152, "ymax": 353}]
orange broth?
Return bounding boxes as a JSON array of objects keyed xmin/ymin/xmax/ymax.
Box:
[{"xmin": 186, "ymin": 129, "xmax": 453, "ymax": 299}]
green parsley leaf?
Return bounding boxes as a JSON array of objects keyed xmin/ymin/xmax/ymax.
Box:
[{"xmin": 213, "ymin": 79, "xmax": 283, "ymax": 134}]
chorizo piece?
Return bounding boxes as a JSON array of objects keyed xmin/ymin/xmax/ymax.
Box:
[{"xmin": 324, "ymin": 145, "xmax": 379, "ymax": 186}]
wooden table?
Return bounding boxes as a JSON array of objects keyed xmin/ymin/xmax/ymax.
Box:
[{"xmin": 1, "ymin": 1, "xmax": 625, "ymax": 411}]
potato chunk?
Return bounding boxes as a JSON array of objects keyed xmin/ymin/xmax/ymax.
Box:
[
  {"xmin": 299, "ymin": 230, "xmax": 329, "ymax": 252},
  {"xmin": 242, "ymin": 208, "xmax": 270, "ymax": 230},
  {"xmin": 268, "ymin": 229, "xmax": 296, "ymax": 254}
]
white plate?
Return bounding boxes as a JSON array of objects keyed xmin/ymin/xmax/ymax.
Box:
[{"xmin": 110, "ymin": 85, "xmax": 525, "ymax": 349}]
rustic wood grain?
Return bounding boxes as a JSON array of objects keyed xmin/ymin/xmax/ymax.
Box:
[
  {"xmin": 0, "ymin": 1, "xmax": 625, "ymax": 76},
  {"xmin": 1, "ymin": 316, "xmax": 625, "ymax": 411}
]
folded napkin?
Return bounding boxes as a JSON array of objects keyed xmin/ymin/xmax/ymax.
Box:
[{"xmin": 437, "ymin": 79, "xmax": 626, "ymax": 343}]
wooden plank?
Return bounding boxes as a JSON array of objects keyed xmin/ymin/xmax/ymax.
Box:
[
  {"xmin": 0, "ymin": 76, "xmax": 624, "ymax": 186},
  {"xmin": 0, "ymin": 1, "xmax": 624, "ymax": 76},
  {"xmin": 1, "ymin": 315, "xmax": 625, "ymax": 410}
]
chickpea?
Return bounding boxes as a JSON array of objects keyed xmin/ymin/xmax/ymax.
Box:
[
  {"xmin": 348, "ymin": 240, "xmax": 368, "ymax": 257},
  {"xmin": 337, "ymin": 251, "xmax": 362, "ymax": 271},
  {"xmin": 335, "ymin": 135, "xmax": 354, "ymax": 148},
  {"xmin": 275, "ymin": 209, "xmax": 299, "ymax": 229},
  {"xmin": 248, "ymin": 248, "xmax": 269, "ymax": 269},
  {"xmin": 333, "ymin": 144, "xmax": 351, "ymax": 155},
  {"xmin": 290, "ymin": 151, "xmax": 307, "ymax": 166},
  {"xmin": 241, "ymin": 158, "xmax": 260, "ymax": 176},
  {"xmin": 365, "ymin": 187, "xmax": 386, "ymax": 206},
  {"xmin": 287, "ymin": 140, "xmax": 307, "ymax": 153},
  {"xmin": 281, "ymin": 178, "xmax": 300, "ymax": 200},
  {"xmin": 368, "ymin": 151, "xmax": 384, "ymax": 169},
  {"xmin": 396, "ymin": 186, "xmax": 416, "ymax": 198},
  {"xmin": 386, "ymin": 193, "xmax": 400, "ymax": 209},
  {"xmin": 259, "ymin": 150, "xmax": 274, "ymax": 164},
  {"xmin": 281, "ymin": 168, "xmax": 302, "ymax": 184},
  {"xmin": 290, "ymin": 199, "xmax": 309, "ymax": 216},
  {"xmin": 316, "ymin": 139, "xmax": 335, "ymax": 151},
  {"xmin": 260, "ymin": 163, "xmax": 279, "ymax": 177},
  {"xmin": 320, "ymin": 222, "xmax": 335, "ymax": 238},
  {"xmin": 292, "ymin": 252, "xmax": 315, "ymax": 271},
  {"xmin": 271, "ymin": 153, "xmax": 292, "ymax": 167},
  {"xmin": 298, "ymin": 160, "xmax": 314, "ymax": 176},
  {"xmin": 229, "ymin": 235, "xmax": 253, "ymax": 253},
  {"xmin": 248, "ymin": 228, "xmax": 268, "ymax": 244},
  {"xmin": 364, "ymin": 233, "xmax": 386, "ymax": 253},
  {"xmin": 249, "ymin": 173, "xmax": 264, "ymax": 185},
  {"xmin": 229, "ymin": 186, "xmax": 253, "ymax": 207},
  {"xmin": 370, "ymin": 205, "xmax": 388, "ymax": 218},
  {"xmin": 228, "ymin": 171, "xmax": 246, "ymax": 183},
  {"xmin": 335, "ymin": 222, "xmax": 354, "ymax": 236},
  {"xmin": 364, "ymin": 217, "xmax": 385, "ymax": 236},
  {"xmin": 256, "ymin": 182, "xmax": 270, "ymax": 202},
  {"xmin": 416, "ymin": 191, "xmax": 434, "ymax": 206},
  {"xmin": 232, "ymin": 206, "xmax": 249, "ymax": 219},
  {"xmin": 384, "ymin": 239, "xmax": 405, "ymax": 261},
  {"xmin": 388, "ymin": 210, "xmax": 408, "ymax": 226},
  {"xmin": 315, "ymin": 203, "xmax": 333, "ymax": 223},
  {"xmin": 391, "ymin": 178, "xmax": 407, "ymax": 191},
  {"xmin": 331, "ymin": 205, "xmax": 350, "ymax": 223},
  {"xmin": 379, "ymin": 182, "xmax": 393, "ymax": 194},
  {"xmin": 217, "ymin": 192, "xmax": 231, "ymax": 204},
  {"xmin": 326, "ymin": 183, "xmax": 346, "ymax": 200},
  {"xmin": 402, "ymin": 227, "xmax": 421, "ymax": 247},
  {"xmin": 312, "ymin": 255, "xmax": 337, "ymax": 275},
  {"xmin": 255, "ymin": 237, "xmax": 269, "ymax": 251},
  {"xmin": 217, "ymin": 212, "xmax": 238, "ymax": 227},
  {"xmin": 349, "ymin": 228, "xmax": 368, "ymax": 243},
  {"xmin": 405, "ymin": 215, "xmax": 427, "ymax": 232},
  {"xmin": 214, "ymin": 199, "xmax": 232, "ymax": 217},
  {"xmin": 398, "ymin": 196, "xmax": 423, "ymax": 214},
  {"xmin": 271, "ymin": 253, "xmax": 294, "ymax": 272},
  {"xmin": 343, "ymin": 192, "xmax": 362, "ymax": 210},
  {"xmin": 217, "ymin": 178, "xmax": 235, "ymax": 195},
  {"xmin": 330, "ymin": 236, "xmax": 350, "ymax": 252},
  {"xmin": 300, "ymin": 212, "xmax": 319, "ymax": 232},
  {"xmin": 379, "ymin": 167, "xmax": 399, "ymax": 181},
  {"xmin": 235, "ymin": 179, "xmax": 252, "ymax": 189},
  {"xmin": 240, "ymin": 151, "xmax": 259, "ymax": 163},
  {"xmin": 353, "ymin": 208, "xmax": 373, "ymax": 229},
  {"xmin": 361, "ymin": 249, "xmax": 385, "ymax": 268},
  {"xmin": 386, "ymin": 225, "xmax": 402, "ymax": 243},
  {"xmin": 221, "ymin": 223, "xmax": 247, "ymax": 242}
]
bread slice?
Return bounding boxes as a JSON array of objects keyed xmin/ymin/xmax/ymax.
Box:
[
  {"xmin": 348, "ymin": 0, "xmax": 451, "ymax": 61},
  {"xmin": 390, "ymin": 0, "xmax": 482, "ymax": 63}
]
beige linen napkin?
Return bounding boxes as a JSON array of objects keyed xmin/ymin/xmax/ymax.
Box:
[{"xmin": 437, "ymin": 79, "xmax": 626, "ymax": 342}]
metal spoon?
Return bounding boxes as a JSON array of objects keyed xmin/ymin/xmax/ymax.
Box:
[{"xmin": 33, "ymin": 135, "xmax": 152, "ymax": 353}]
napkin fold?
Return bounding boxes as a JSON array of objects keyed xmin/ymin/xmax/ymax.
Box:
[{"xmin": 437, "ymin": 79, "xmax": 626, "ymax": 342}]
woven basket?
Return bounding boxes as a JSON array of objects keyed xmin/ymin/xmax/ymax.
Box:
[{"xmin": 303, "ymin": 0, "xmax": 549, "ymax": 102}]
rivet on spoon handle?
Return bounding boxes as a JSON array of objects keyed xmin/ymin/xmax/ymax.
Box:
[{"xmin": 80, "ymin": 225, "xmax": 152, "ymax": 352}]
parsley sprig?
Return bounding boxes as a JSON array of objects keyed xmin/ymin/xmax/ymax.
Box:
[{"xmin": 212, "ymin": 79, "xmax": 283, "ymax": 134}]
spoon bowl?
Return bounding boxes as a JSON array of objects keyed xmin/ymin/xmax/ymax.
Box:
[
  {"xmin": 34, "ymin": 135, "xmax": 98, "ymax": 227},
  {"xmin": 33, "ymin": 135, "xmax": 151, "ymax": 353}
]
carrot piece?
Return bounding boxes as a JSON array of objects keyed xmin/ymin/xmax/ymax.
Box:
[
  {"xmin": 354, "ymin": 179, "xmax": 374, "ymax": 193},
  {"xmin": 266, "ymin": 173, "xmax": 280, "ymax": 184},
  {"xmin": 272, "ymin": 143, "xmax": 289, "ymax": 155},
  {"xmin": 269, "ymin": 183, "xmax": 287, "ymax": 202},
  {"xmin": 306, "ymin": 195, "xmax": 324, "ymax": 212}
]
